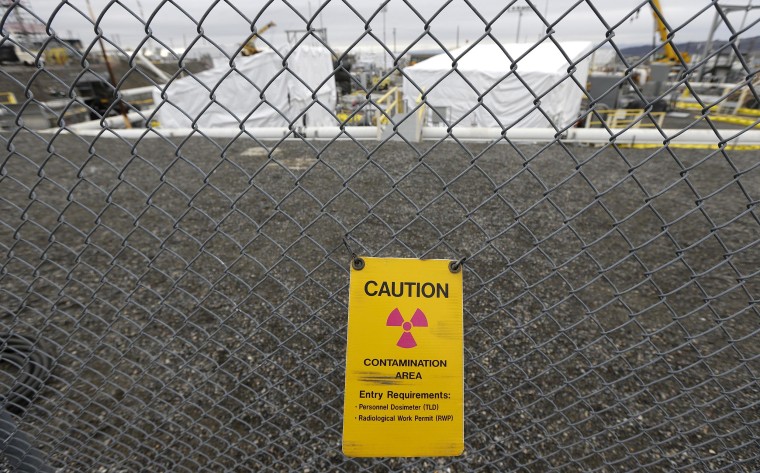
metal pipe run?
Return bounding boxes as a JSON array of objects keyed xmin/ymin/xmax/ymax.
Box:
[
  {"xmin": 43, "ymin": 126, "xmax": 760, "ymax": 146},
  {"xmin": 56, "ymin": 109, "xmax": 156, "ymax": 131}
]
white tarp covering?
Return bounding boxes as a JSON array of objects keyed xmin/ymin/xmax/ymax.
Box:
[
  {"xmin": 590, "ymin": 46, "xmax": 620, "ymax": 70},
  {"xmin": 403, "ymin": 41, "xmax": 593, "ymax": 128},
  {"xmin": 154, "ymin": 42, "xmax": 337, "ymax": 128}
]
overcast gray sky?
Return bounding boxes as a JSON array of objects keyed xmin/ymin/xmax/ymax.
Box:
[{"xmin": 16, "ymin": 0, "xmax": 760, "ymax": 56}]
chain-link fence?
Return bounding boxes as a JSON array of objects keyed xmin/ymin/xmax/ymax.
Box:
[{"xmin": 1, "ymin": 0, "xmax": 759, "ymax": 470}]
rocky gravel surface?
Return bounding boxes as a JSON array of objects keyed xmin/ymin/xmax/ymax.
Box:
[{"xmin": 0, "ymin": 130, "xmax": 758, "ymax": 471}]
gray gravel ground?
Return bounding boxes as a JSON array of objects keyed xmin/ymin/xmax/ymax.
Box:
[{"xmin": 0, "ymin": 130, "xmax": 758, "ymax": 471}]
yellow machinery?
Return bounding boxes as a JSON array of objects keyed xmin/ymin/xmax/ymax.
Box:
[
  {"xmin": 44, "ymin": 47, "xmax": 69, "ymax": 65},
  {"xmin": 242, "ymin": 21, "xmax": 276, "ymax": 56},
  {"xmin": 371, "ymin": 75, "xmax": 391, "ymax": 91},
  {"xmin": 336, "ymin": 111, "xmax": 364, "ymax": 125},
  {"xmin": 0, "ymin": 92, "xmax": 18, "ymax": 105},
  {"xmin": 651, "ymin": 0, "xmax": 690, "ymax": 64}
]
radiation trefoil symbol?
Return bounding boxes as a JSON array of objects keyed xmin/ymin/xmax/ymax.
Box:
[{"xmin": 386, "ymin": 308, "xmax": 428, "ymax": 348}]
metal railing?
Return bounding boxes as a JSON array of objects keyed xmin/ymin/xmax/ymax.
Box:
[
  {"xmin": 584, "ymin": 108, "xmax": 667, "ymax": 128},
  {"xmin": 0, "ymin": 0, "xmax": 758, "ymax": 471},
  {"xmin": 374, "ymin": 86, "xmax": 403, "ymax": 124}
]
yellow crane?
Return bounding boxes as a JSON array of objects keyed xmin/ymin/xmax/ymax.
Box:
[
  {"xmin": 651, "ymin": 0, "xmax": 690, "ymax": 64},
  {"xmin": 242, "ymin": 21, "xmax": 276, "ymax": 56}
]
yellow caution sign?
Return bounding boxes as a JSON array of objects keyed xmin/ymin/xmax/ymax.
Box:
[{"xmin": 343, "ymin": 257, "xmax": 464, "ymax": 457}]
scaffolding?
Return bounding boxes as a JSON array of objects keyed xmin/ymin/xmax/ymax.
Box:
[{"xmin": 1, "ymin": 0, "xmax": 46, "ymax": 48}]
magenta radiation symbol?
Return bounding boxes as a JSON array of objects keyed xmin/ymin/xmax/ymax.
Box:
[{"xmin": 386, "ymin": 308, "xmax": 428, "ymax": 348}]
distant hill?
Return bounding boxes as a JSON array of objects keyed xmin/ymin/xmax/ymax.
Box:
[{"xmin": 620, "ymin": 36, "xmax": 760, "ymax": 58}]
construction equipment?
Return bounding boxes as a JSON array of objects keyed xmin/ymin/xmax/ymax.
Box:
[
  {"xmin": 74, "ymin": 73, "xmax": 119, "ymax": 119},
  {"xmin": 0, "ymin": 44, "xmax": 39, "ymax": 66},
  {"xmin": 242, "ymin": 21, "xmax": 276, "ymax": 56},
  {"xmin": 44, "ymin": 47, "xmax": 69, "ymax": 65},
  {"xmin": 0, "ymin": 92, "xmax": 17, "ymax": 105},
  {"xmin": 651, "ymin": 0, "xmax": 690, "ymax": 64}
]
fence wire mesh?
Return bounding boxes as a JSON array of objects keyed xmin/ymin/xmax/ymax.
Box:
[{"xmin": 1, "ymin": 0, "xmax": 759, "ymax": 471}]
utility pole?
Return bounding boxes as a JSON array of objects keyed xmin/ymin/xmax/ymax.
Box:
[
  {"xmin": 382, "ymin": 6, "xmax": 388, "ymax": 71},
  {"xmin": 506, "ymin": 6, "xmax": 531, "ymax": 43}
]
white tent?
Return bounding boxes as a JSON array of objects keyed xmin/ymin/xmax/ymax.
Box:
[
  {"xmin": 154, "ymin": 42, "xmax": 337, "ymax": 128},
  {"xmin": 402, "ymin": 41, "xmax": 593, "ymax": 128}
]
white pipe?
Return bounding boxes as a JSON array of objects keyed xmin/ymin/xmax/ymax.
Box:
[
  {"xmin": 48, "ymin": 126, "xmax": 379, "ymax": 139},
  {"xmin": 424, "ymin": 127, "xmax": 560, "ymax": 141},
  {"xmin": 672, "ymin": 81, "xmax": 736, "ymax": 89},
  {"xmin": 425, "ymin": 127, "xmax": 760, "ymax": 145},
  {"xmin": 40, "ymin": 125, "xmax": 760, "ymax": 145},
  {"xmin": 39, "ymin": 86, "xmax": 162, "ymax": 114},
  {"xmin": 565, "ymin": 127, "xmax": 760, "ymax": 145},
  {"xmin": 52, "ymin": 108, "xmax": 156, "ymax": 132},
  {"xmin": 119, "ymin": 85, "xmax": 165, "ymax": 98},
  {"xmin": 135, "ymin": 53, "xmax": 172, "ymax": 83}
]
